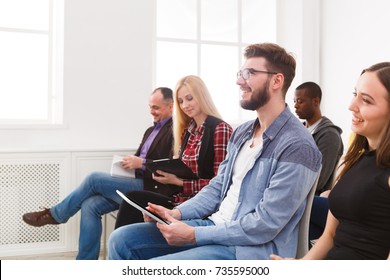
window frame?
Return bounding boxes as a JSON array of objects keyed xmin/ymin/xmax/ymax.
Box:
[
  {"xmin": 154, "ymin": 0, "xmax": 277, "ymax": 124},
  {"xmin": 0, "ymin": 0, "xmax": 64, "ymax": 128}
]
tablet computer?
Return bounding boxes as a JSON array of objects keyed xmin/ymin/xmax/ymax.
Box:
[
  {"xmin": 144, "ymin": 158, "xmax": 199, "ymax": 180},
  {"xmin": 116, "ymin": 190, "xmax": 170, "ymax": 225}
]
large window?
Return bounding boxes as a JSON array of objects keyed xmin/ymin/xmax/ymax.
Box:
[
  {"xmin": 156, "ymin": 0, "xmax": 276, "ymax": 123},
  {"xmin": 0, "ymin": 0, "xmax": 63, "ymax": 126}
]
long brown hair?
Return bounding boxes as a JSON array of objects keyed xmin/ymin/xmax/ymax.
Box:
[{"xmin": 337, "ymin": 62, "xmax": 390, "ymax": 180}]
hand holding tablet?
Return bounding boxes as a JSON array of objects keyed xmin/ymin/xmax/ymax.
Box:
[{"xmin": 116, "ymin": 190, "xmax": 170, "ymax": 225}]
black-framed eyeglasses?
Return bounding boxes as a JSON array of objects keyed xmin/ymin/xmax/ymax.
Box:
[{"xmin": 237, "ymin": 68, "xmax": 277, "ymax": 80}]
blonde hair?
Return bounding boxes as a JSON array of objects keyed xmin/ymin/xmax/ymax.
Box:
[{"xmin": 173, "ymin": 75, "xmax": 222, "ymax": 156}]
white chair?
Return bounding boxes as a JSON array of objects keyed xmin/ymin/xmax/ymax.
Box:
[
  {"xmin": 295, "ymin": 173, "xmax": 320, "ymax": 258},
  {"xmin": 102, "ymin": 211, "xmax": 117, "ymax": 259}
]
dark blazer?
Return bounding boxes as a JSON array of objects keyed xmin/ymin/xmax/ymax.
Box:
[{"xmin": 134, "ymin": 118, "xmax": 180, "ymax": 197}]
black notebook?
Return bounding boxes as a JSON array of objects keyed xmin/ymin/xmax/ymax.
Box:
[{"xmin": 144, "ymin": 158, "xmax": 199, "ymax": 180}]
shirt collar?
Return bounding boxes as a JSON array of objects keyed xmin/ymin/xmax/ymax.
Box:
[
  {"xmin": 306, "ymin": 118, "xmax": 322, "ymax": 134},
  {"xmin": 187, "ymin": 119, "xmax": 206, "ymax": 135},
  {"xmin": 154, "ymin": 116, "xmax": 172, "ymax": 128},
  {"xmin": 263, "ymin": 104, "xmax": 293, "ymax": 141}
]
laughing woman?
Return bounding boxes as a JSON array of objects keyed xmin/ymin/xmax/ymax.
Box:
[{"xmin": 272, "ymin": 62, "xmax": 390, "ymax": 260}]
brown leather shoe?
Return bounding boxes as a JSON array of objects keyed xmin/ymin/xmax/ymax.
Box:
[{"xmin": 22, "ymin": 208, "xmax": 59, "ymax": 227}]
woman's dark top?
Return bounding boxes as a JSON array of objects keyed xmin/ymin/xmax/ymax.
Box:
[{"xmin": 326, "ymin": 150, "xmax": 390, "ymax": 259}]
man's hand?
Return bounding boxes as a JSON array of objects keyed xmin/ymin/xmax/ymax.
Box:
[
  {"xmin": 122, "ymin": 155, "xmax": 143, "ymax": 169},
  {"xmin": 144, "ymin": 203, "xmax": 182, "ymax": 222},
  {"xmin": 156, "ymin": 212, "xmax": 196, "ymax": 246},
  {"xmin": 144, "ymin": 203, "xmax": 194, "ymax": 246}
]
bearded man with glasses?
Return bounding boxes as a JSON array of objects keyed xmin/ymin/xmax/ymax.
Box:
[{"xmin": 108, "ymin": 43, "xmax": 322, "ymax": 260}]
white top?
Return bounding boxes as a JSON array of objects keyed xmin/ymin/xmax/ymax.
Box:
[
  {"xmin": 209, "ymin": 136, "xmax": 263, "ymax": 225},
  {"xmin": 306, "ymin": 118, "xmax": 322, "ymax": 134}
]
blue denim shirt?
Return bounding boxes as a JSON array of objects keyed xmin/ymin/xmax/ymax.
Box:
[{"xmin": 177, "ymin": 106, "xmax": 322, "ymax": 259}]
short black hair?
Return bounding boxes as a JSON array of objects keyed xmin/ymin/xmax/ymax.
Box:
[
  {"xmin": 296, "ymin": 82, "xmax": 322, "ymax": 101},
  {"xmin": 153, "ymin": 87, "xmax": 173, "ymax": 102}
]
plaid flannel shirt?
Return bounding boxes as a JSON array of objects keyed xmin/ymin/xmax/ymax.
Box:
[{"xmin": 174, "ymin": 120, "xmax": 232, "ymax": 204}]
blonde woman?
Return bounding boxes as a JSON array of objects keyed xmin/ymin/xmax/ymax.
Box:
[{"xmin": 115, "ymin": 75, "xmax": 232, "ymax": 227}]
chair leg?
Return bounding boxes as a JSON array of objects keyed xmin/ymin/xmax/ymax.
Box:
[{"xmin": 102, "ymin": 214, "xmax": 107, "ymax": 259}]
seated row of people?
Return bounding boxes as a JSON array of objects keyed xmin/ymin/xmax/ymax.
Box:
[
  {"xmin": 23, "ymin": 43, "xmax": 390, "ymax": 260},
  {"xmin": 22, "ymin": 75, "xmax": 233, "ymax": 259}
]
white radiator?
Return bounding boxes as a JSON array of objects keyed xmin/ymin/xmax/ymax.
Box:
[
  {"xmin": 0, "ymin": 153, "xmax": 70, "ymax": 257},
  {"xmin": 0, "ymin": 150, "xmax": 129, "ymax": 258},
  {"xmin": 0, "ymin": 162, "xmax": 62, "ymax": 245}
]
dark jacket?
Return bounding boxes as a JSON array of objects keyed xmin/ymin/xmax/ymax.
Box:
[
  {"xmin": 179, "ymin": 115, "xmax": 224, "ymax": 179},
  {"xmin": 311, "ymin": 116, "xmax": 344, "ymax": 194},
  {"xmin": 134, "ymin": 118, "xmax": 180, "ymax": 196}
]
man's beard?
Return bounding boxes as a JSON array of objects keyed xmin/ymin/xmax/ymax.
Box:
[
  {"xmin": 240, "ymin": 83, "xmax": 270, "ymax": 111},
  {"xmin": 296, "ymin": 107, "xmax": 314, "ymax": 121}
]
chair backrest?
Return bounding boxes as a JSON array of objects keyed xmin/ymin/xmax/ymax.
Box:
[{"xmin": 295, "ymin": 173, "xmax": 320, "ymax": 258}]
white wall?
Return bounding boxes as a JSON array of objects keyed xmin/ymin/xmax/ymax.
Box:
[
  {"xmin": 320, "ymin": 0, "xmax": 390, "ymax": 146},
  {"xmin": 0, "ymin": 0, "xmax": 154, "ymax": 152},
  {"xmin": 277, "ymin": 0, "xmax": 321, "ymax": 108},
  {"xmin": 0, "ymin": 0, "xmax": 389, "ymax": 152},
  {"xmin": 279, "ymin": 0, "xmax": 389, "ymax": 149}
]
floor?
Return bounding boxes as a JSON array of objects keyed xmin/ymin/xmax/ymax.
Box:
[
  {"xmin": 2, "ymin": 214, "xmax": 115, "ymax": 260},
  {"xmin": 1, "ymin": 251, "xmax": 106, "ymax": 260}
]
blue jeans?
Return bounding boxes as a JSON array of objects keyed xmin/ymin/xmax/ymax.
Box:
[
  {"xmin": 108, "ymin": 219, "xmax": 236, "ymax": 260},
  {"xmin": 309, "ymin": 195, "xmax": 329, "ymax": 247},
  {"xmin": 50, "ymin": 171, "xmax": 144, "ymax": 259}
]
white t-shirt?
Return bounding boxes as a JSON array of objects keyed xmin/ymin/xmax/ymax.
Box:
[
  {"xmin": 209, "ymin": 137, "xmax": 263, "ymax": 225},
  {"xmin": 307, "ymin": 118, "xmax": 321, "ymax": 134}
]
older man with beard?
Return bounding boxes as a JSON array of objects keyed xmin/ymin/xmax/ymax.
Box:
[{"xmin": 108, "ymin": 43, "xmax": 322, "ymax": 260}]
